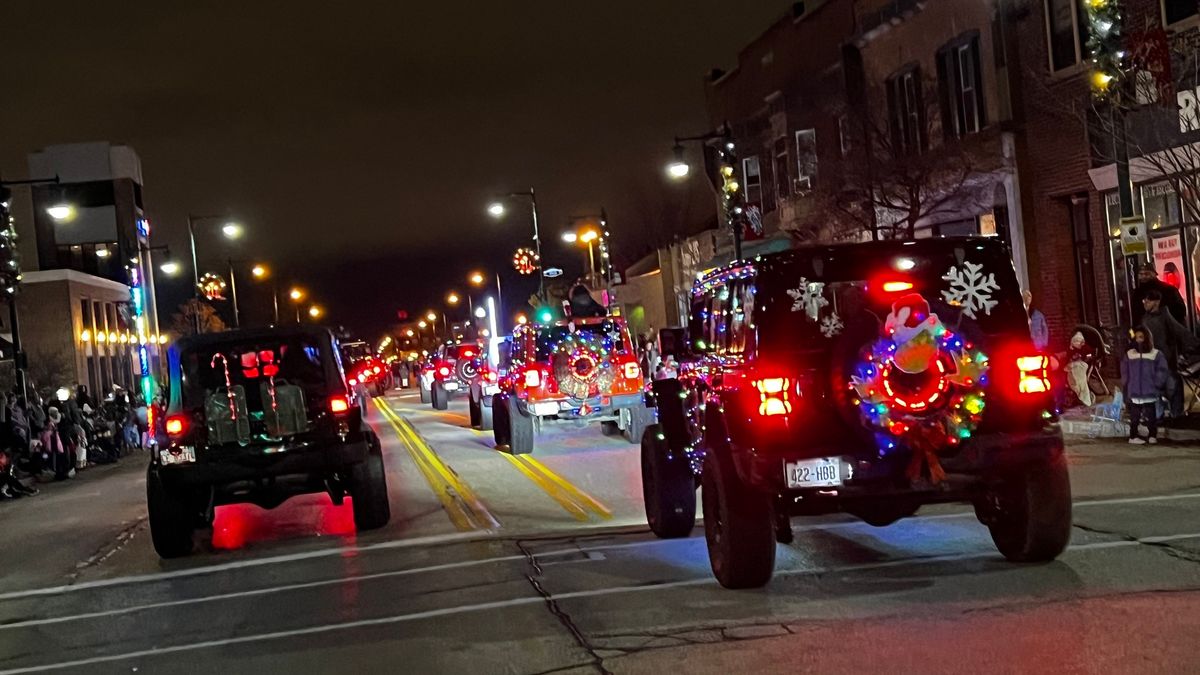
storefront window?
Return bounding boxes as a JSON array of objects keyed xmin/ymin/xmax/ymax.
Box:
[{"xmin": 1141, "ymin": 180, "xmax": 1182, "ymax": 231}]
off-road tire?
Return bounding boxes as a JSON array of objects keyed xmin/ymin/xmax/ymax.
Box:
[
  {"xmin": 147, "ymin": 466, "xmax": 196, "ymax": 559},
  {"xmin": 984, "ymin": 453, "xmax": 1072, "ymax": 563},
  {"xmin": 349, "ymin": 437, "xmax": 391, "ymax": 531},
  {"xmin": 702, "ymin": 445, "xmax": 776, "ymax": 589},
  {"xmin": 469, "ymin": 392, "xmax": 482, "ymax": 428},
  {"xmin": 419, "ymin": 381, "xmax": 431, "ymax": 404},
  {"xmin": 431, "ymin": 381, "xmax": 449, "ymax": 411},
  {"xmin": 621, "ymin": 404, "xmax": 652, "ymax": 444},
  {"xmin": 507, "ymin": 395, "xmax": 535, "ymax": 455},
  {"xmin": 641, "ymin": 424, "xmax": 696, "ymax": 539},
  {"xmin": 600, "ymin": 421, "xmax": 621, "ymax": 436},
  {"xmin": 478, "ymin": 396, "xmax": 494, "ymax": 431}
]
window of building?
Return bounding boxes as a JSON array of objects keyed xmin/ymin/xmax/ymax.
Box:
[
  {"xmin": 1142, "ymin": 180, "xmax": 1184, "ymax": 230},
  {"xmin": 938, "ymin": 34, "xmax": 986, "ymax": 139},
  {"xmin": 887, "ymin": 67, "xmax": 925, "ymax": 155},
  {"xmin": 743, "ymin": 156, "xmax": 762, "ymax": 206},
  {"xmin": 1044, "ymin": 0, "xmax": 1089, "ymax": 72},
  {"xmin": 794, "ymin": 129, "xmax": 817, "ymax": 191},
  {"xmin": 1163, "ymin": 0, "xmax": 1200, "ymax": 28},
  {"xmin": 773, "ymin": 137, "xmax": 791, "ymax": 203}
]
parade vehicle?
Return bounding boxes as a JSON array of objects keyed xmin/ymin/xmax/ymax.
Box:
[
  {"xmin": 466, "ymin": 336, "xmax": 511, "ymax": 431},
  {"xmin": 147, "ymin": 325, "xmax": 390, "ymax": 558},
  {"xmin": 641, "ymin": 238, "xmax": 1070, "ymax": 589},
  {"xmin": 348, "ymin": 356, "xmax": 390, "ymax": 397},
  {"xmin": 492, "ymin": 316, "xmax": 652, "ymax": 454},
  {"xmin": 426, "ymin": 341, "xmax": 486, "ymax": 412}
]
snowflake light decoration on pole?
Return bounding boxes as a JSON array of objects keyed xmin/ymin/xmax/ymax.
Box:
[
  {"xmin": 787, "ymin": 278, "xmax": 828, "ymax": 321},
  {"xmin": 198, "ymin": 272, "xmax": 228, "ymax": 301},
  {"xmin": 513, "ymin": 247, "xmax": 540, "ymax": 276},
  {"xmin": 941, "ymin": 261, "xmax": 998, "ymax": 319}
]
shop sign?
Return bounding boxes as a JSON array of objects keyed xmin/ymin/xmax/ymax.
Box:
[
  {"xmin": 1120, "ymin": 216, "xmax": 1149, "ymax": 256},
  {"xmin": 1152, "ymin": 233, "xmax": 1189, "ymax": 309}
]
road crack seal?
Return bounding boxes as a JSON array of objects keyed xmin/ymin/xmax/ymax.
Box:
[
  {"xmin": 1074, "ymin": 522, "xmax": 1200, "ymax": 565},
  {"xmin": 517, "ymin": 540, "xmax": 611, "ymax": 675},
  {"xmin": 68, "ymin": 517, "xmax": 147, "ymax": 583}
]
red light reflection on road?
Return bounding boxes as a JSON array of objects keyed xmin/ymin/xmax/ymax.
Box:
[{"xmin": 210, "ymin": 494, "xmax": 357, "ymax": 550}]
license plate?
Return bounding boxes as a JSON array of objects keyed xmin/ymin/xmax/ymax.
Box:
[
  {"xmin": 443, "ymin": 382, "xmax": 459, "ymax": 391},
  {"xmin": 785, "ymin": 457, "xmax": 842, "ymax": 489},
  {"xmin": 483, "ymin": 384, "xmax": 500, "ymax": 396}
]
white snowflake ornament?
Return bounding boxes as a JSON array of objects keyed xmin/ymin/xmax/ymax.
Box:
[
  {"xmin": 787, "ymin": 278, "xmax": 828, "ymax": 321},
  {"xmin": 820, "ymin": 313, "xmax": 844, "ymax": 338},
  {"xmin": 941, "ymin": 261, "xmax": 999, "ymax": 319}
]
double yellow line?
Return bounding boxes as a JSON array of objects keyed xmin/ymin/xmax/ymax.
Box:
[
  {"xmin": 373, "ymin": 399, "xmax": 499, "ymax": 532},
  {"xmin": 501, "ymin": 454, "xmax": 613, "ymax": 522}
]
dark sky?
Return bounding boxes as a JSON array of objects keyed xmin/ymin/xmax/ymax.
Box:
[{"xmin": 1, "ymin": 1, "xmax": 788, "ymax": 338}]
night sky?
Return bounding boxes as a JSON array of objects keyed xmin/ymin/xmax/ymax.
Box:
[{"xmin": 1, "ymin": 1, "xmax": 788, "ymax": 338}]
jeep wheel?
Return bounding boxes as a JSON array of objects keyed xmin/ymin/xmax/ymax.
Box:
[
  {"xmin": 702, "ymin": 448, "xmax": 776, "ymax": 589},
  {"xmin": 478, "ymin": 396, "xmax": 494, "ymax": 431},
  {"xmin": 469, "ymin": 393, "xmax": 482, "ymax": 428},
  {"xmin": 507, "ymin": 395, "xmax": 535, "ymax": 455},
  {"xmin": 600, "ymin": 421, "xmax": 620, "ymax": 436},
  {"xmin": 419, "ymin": 381, "xmax": 431, "ymax": 404},
  {"xmin": 431, "ymin": 381, "xmax": 449, "ymax": 411},
  {"xmin": 146, "ymin": 466, "xmax": 196, "ymax": 559},
  {"xmin": 492, "ymin": 393, "xmax": 512, "ymax": 448},
  {"xmin": 349, "ymin": 438, "xmax": 391, "ymax": 531},
  {"xmin": 621, "ymin": 404, "xmax": 652, "ymax": 444},
  {"xmin": 641, "ymin": 424, "xmax": 695, "ymax": 539},
  {"xmin": 983, "ymin": 454, "xmax": 1072, "ymax": 563}
]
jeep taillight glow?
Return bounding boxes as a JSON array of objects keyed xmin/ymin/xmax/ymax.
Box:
[
  {"xmin": 1016, "ymin": 355, "xmax": 1050, "ymax": 394},
  {"xmin": 754, "ymin": 376, "xmax": 793, "ymax": 417},
  {"xmin": 524, "ymin": 368, "xmax": 542, "ymax": 388},
  {"xmin": 166, "ymin": 415, "xmax": 188, "ymax": 438},
  {"xmin": 329, "ymin": 395, "xmax": 351, "ymax": 414}
]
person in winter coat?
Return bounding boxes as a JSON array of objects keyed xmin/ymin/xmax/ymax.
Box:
[
  {"xmin": 40, "ymin": 407, "xmax": 75, "ymax": 480},
  {"xmin": 1141, "ymin": 289, "xmax": 1199, "ymax": 418},
  {"xmin": 1121, "ymin": 326, "xmax": 1170, "ymax": 445}
]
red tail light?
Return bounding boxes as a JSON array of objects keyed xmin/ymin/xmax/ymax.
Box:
[
  {"xmin": 1016, "ymin": 355, "xmax": 1050, "ymax": 394},
  {"xmin": 438, "ymin": 365, "xmax": 451, "ymax": 377},
  {"xmin": 372, "ymin": 366, "xmax": 381, "ymax": 374},
  {"xmin": 623, "ymin": 362, "xmax": 641, "ymax": 379},
  {"xmin": 166, "ymin": 415, "xmax": 187, "ymax": 437},
  {"xmin": 486, "ymin": 369, "xmax": 499, "ymax": 382},
  {"xmin": 524, "ymin": 368, "xmax": 542, "ymax": 388},
  {"xmin": 754, "ymin": 377, "xmax": 793, "ymax": 417},
  {"xmin": 329, "ymin": 395, "xmax": 351, "ymax": 414},
  {"xmin": 881, "ymin": 280, "xmax": 914, "ymax": 293}
]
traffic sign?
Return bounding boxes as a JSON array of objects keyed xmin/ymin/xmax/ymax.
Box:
[
  {"xmin": 543, "ymin": 267, "xmax": 564, "ymax": 278},
  {"xmin": 1120, "ymin": 216, "xmax": 1148, "ymax": 256}
]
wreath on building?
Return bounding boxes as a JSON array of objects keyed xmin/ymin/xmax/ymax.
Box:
[{"xmin": 849, "ymin": 293, "xmax": 989, "ymax": 483}]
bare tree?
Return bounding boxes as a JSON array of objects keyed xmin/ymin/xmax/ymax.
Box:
[
  {"xmin": 170, "ymin": 299, "xmax": 227, "ymax": 337},
  {"xmin": 794, "ymin": 78, "xmax": 1005, "ymax": 242},
  {"xmin": 26, "ymin": 347, "xmax": 76, "ymax": 392}
]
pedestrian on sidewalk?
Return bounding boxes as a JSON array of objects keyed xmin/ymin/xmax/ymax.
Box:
[
  {"xmin": 1141, "ymin": 289, "xmax": 1199, "ymax": 419},
  {"xmin": 1133, "ymin": 263, "xmax": 1187, "ymax": 325},
  {"xmin": 1023, "ymin": 291, "xmax": 1049, "ymax": 351},
  {"xmin": 1121, "ymin": 326, "xmax": 1169, "ymax": 445}
]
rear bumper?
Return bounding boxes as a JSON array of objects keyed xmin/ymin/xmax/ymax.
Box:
[
  {"xmin": 735, "ymin": 423, "xmax": 1064, "ymax": 496},
  {"xmin": 157, "ymin": 439, "xmax": 370, "ymax": 487},
  {"xmin": 521, "ymin": 393, "xmax": 644, "ymax": 419}
]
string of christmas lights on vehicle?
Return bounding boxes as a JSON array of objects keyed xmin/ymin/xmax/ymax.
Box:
[{"xmin": 550, "ymin": 331, "xmax": 616, "ymax": 399}]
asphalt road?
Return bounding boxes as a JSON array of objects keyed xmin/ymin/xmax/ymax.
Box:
[{"xmin": 0, "ymin": 390, "xmax": 1198, "ymax": 674}]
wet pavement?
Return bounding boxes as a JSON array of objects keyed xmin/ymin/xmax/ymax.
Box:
[{"xmin": 0, "ymin": 390, "xmax": 1198, "ymax": 674}]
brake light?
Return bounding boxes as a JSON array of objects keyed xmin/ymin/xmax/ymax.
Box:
[
  {"xmin": 373, "ymin": 366, "xmax": 381, "ymax": 374},
  {"xmin": 486, "ymin": 369, "xmax": 499, "ymax": 382},
  {"xmin": 754, "ymin": 377, "xmax": 793, "ymax": 417},
  {"xmin": 438, "ymin": 365, "xmax": 451, "ymax": 377},
  {"xmin": 882, "ymin": 280, "xmax": 914, "ymax": 293},
  {"xmin": 1016, "ymin": 355, "xmax": 1050, "ymax": 394},
  {"xmin": 329, "ymin": 395, "xmax": 351, "ymax": 414},
  {"xmin": 623, "ymin": 362, "xmax": 641, "ymax": 379},
  {"xmin": 462, "ymin": 349, "xmax": 475, "ymax": 358},
  {"xmin": 524, "ymin": 369, "xmax": 542, "ymax": 388},
  {"xmin": 165, "ymin": 415, "xmax": 187, "ymax": 437}
]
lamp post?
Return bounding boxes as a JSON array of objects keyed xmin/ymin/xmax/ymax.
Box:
[
  {"xmin": 667, "ymin": 125, "xmax": 745, "ymax": 261},
  {"xmin": 289, "ymin": 287, "xmax": 305, "ymax": 323},
  {"xmin": 488, "ymin": 188, "xmax": 544, "ymax": 301},
  {"xmin": 188, "ymin": 214, "xmax": 243, "ymax": 333}
]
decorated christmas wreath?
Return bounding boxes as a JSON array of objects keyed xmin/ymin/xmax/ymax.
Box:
[
  {"xmin": 550, "ymin": 331, "xmax": 616, "ymax": 400},
  {"xmin": 849, "ymin": 293, "xmax": 989, "ymax": 483}
]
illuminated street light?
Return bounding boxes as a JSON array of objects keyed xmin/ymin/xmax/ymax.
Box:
[
  {"xmin": 308, "ymin": 305, "xmax": 322, "ymax": 319},
  {"xmin": 290, "ymin": 288, "xmax": 304, "ymax": 301},
  {"xmin": 561, "ymin": 232, "xmax": 578, "ymax": 243},
  {"xmin": 418, "ymin": 320, "xmax": 427, "ymax": 329},
  {"xmin": 469, "ymin": 272, "xmax": 485, "ymax": 286},
  {"xmin": 405, "ymin": 329, "xmax": 415, "ymax": 337},
  {"xmin": 474, "ymin": 306, "xmax": 487, "ymax": 319},
  {"xmin": 426, "ymin": 311, "xmax": 437, "ymax": 322},
  {"xmin": 160, "ymin": 260, "xmax": 180, "ymax": 275},
  {"xmin": 667, "ymin": 144, "xmax": 690, "ymax": 179},
  {"xmin": 251, "ymin": 264, "xmax": 267, "ymax": 278},
  {"xmin": 446, "ymin": 292, "xmax": 460, "ymax": 305},
  {"xmin": 46, "ymin": 204, "xmax": 74, "ymax": 221},
  {"xmin": 487, "ymin": 202, "xmax": 506, "ymax": 218},
  {"xmin": 221, "ymin": 223, "xmax": 243, "ymax": 239},
  {"xmin": 580, "ymin": 229, "xmax": 599, "ymax": 243}
]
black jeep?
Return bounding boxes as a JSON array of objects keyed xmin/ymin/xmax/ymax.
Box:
[
  {"xmin": 147, "ymin": 325, "xmax": 390, "ymax": 558},
  {"xmin": 642, "ymin": 237, "xmax": 1070, "ymax": 588}
]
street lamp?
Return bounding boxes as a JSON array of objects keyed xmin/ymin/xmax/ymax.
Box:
[
  {"xmin": 667, "ymin": 143, "xmax": 691, "ymax": 179},
  {"xmin": 188, "ymin": 214, "xmax": 245, "ymax": 333},
  {"xmin": 308, "ymin": 305, "xmax": 322, "ymax": 320},
  {"xmin": 474, "ymin": 306, "xmax": 487, "ymax": 319},
  {"xmin": 251, "ymin": 264, "xmax": 267, "ymax": 278},
  {"xmin": 667, "ymin": 127, "xmax": 745, "ymax": 260},
  {"xmin": 289, "ymin": 287, "xmax": 305, "ymax": 322},
  {"xmin": 446, "ymin": 291, "xmax": 460, "ymax": 305},
  {"xmin": 426, "ymin": 311, "xmax": 436, "ymax": 322},
  {"xmin": 488, "ymin": 188, "xmax": 544, "ymax": 300},
  {"xmin": 46, "ymin": 204, "xmax": 75, "ymax": 221},
  {"xmin": 159, "ymin": 260, "xmax": 180, "ymax": 275}
]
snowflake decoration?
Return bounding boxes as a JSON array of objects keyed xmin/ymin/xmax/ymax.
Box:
[
  {"xmin": 941, "ymin": 261, "xmax": 999, "ymax": 319},
  {"xmin": 787, "ymin": 278, "xmax": 828, "ymax": 321},
  {"xmin": 820, "ymin": 313, "xmax": 844, "ymax": 338}
]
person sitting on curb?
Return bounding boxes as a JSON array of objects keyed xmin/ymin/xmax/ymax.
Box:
[{"xmin": 1121, "ymin": 326, "xmax": 1169, "ymax": 445}]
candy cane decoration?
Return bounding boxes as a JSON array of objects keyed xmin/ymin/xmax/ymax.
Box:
[{"xmin": 210, "ymin": 353, "xmax": 237, "ymax": 421}]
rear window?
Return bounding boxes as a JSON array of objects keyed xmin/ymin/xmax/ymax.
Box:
[
  {"xmin": 180, "ymin": 335, "xmax": 329, "ymax": 412},
  {"xmin": 740, "ymin": 241, "xmax": 1025, "ymax": 355},
  {"xmin": 535, "ymin": 320, "xmax": 630, "ymax": 360}
]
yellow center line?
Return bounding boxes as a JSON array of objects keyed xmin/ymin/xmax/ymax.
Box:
[
  {"xmin": 376, "ymin": 399, "xmax": 500, "ymax": 530},
  {"xmin": 500, "ymin": 454, "xmax": 590, "ymax": 522},
  {"xmin": 519, "ymin": 456, "xmax": 614, "ymax": 520}
]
